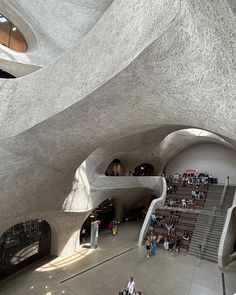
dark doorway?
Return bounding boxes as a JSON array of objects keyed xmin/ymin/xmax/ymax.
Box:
[
  {"xmin": 105, "ymin": 159, "xmax": 125, "ymax": 176},
  {"xmin": 0, "ymin": 219, "xmax": 51, "ymax": 280},
  {"xmin": 81, "ymin": 198, "xmax": 115, "ymax": 243},
  {"xmin": 134, "ymin": 163, "xmax": 154, "ymax": 176}
]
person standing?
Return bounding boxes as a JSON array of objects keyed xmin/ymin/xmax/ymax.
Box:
[
  {"xmin": 151, "ymin": 236, "xmax": 157, "ymax": 256},
  {"xmin": 81, "ymin": 228, "xmax": 86, "ymax": 243},
  {"xmin": 127, "ymin": 277, "xmax": 136, "ymax": 295},
  {"xmin": 108, "ymin": 222, "xmax": 113, "ymax": 234}
]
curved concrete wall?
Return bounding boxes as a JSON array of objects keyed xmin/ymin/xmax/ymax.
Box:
[
  {"xmin": 0, "ymin": 0, "xmax": 235, "ymax": 257},
  {"xmin": 0, "ymin": 0, "xmax": 180, "ymax": 137},
  {"xmin": 0, "ymin": 0, "xmax": 114, "ymax": 75},
  {"xmin": 63, "ymin": 174, "xmax": 162, "ymax": 212}
]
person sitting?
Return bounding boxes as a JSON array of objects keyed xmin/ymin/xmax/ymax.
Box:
[
  {"xmin": 175, "ymin": 238, "xmax": 181, "ymax": 253},
  {"xmin": 151, "ymin": 213, "xmax": 157, "ymax": 225},
  {"xmin": 156, "ymin": 213, "xmax": 163, "ymax": 222},
  {"xmin": 173, "ymin": 185, "xmax": 177, "ymax": 193},
  {"xmin": 175, "ymin": 198, "xmax": 179, "ymax": 207},
  {"xmin": 165, "ymin": 223, "xmax": 172, "ymax": 235},
  {"xmin": 187, "ymin": 198, "xmax": 193, "ymax": 208},
  {"xmin": 182, "ymin": 198, "xmax": 187, "ymax": 208},
  {"xmin": 170, "ymin": 224, "xmax": 176, "ymax": 236},
  {"xmin": 147, "ymin": 225, "xmax": 153, "ymax": 237},
  {"xmin": 183, "ymin": 231, "xmax": 191, "ymax": 241},
  {"xmin": 172, "ymin": 211, "xmax": 179, "ymax": 223},
  {"xmin": 168, "ymin": 210, "xmax": 174, "ymax": 222},
  {"xmin": 168, "ymin": 238, "xmax": 174, "ymax": 251},
  {"xmin": 160, "ymin": 217, "xmax": 166, "ymax": 227},
  {"xmin": 156, "ymin": 234, "xmax": 163, "ymax": 244},
  {"xmin": 164, "ymin": 238, "xmax": 169, "ymax": 250},
  {"xmin": 202, "ymin": 192, "xmax": 207, "ymax": 200},
  {"xmin": 169, "ymin": 198, "xmax": 174, "ymax": 207},
  {"xmin": 182, "ymin": 176, "xmax": 188, "ymax": 187},
  {"xmin": 196, "ymin": 192, "xmax": 200, "ymax": 200}
]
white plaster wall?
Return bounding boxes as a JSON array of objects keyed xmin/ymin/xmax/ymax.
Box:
[{"xmin": 165, "ymin": 143, "xmax": 236, "ymax": 184}]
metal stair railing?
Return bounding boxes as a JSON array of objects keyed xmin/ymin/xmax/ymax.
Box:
[
  {"xmin": 199, "ymin": 206, "xmax": 216, "ymax": 259},
  {"xmin": 219, "ymin": 178, "xmax": 228, "ymax": 207}
]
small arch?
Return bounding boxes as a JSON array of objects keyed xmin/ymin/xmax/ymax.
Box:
[
  {"xmin": 0, "ymin": 13, "xmax": 27, "ymax": 52},
  {"xmin": 0, "ymin": 219, "xmax": 51, "ymax": 280},
  {"xmin": 134, "ymin": 163, "xmax": 155, "ymax": 176},
  {"xmin": 105, "ymin": 159, "xmax": 125, "ymax": 176}
]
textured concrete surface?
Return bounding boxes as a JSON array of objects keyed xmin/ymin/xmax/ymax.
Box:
[
  {"xmin": 0, "ymin": 0, "xmax": 114, "ymax": 75},
  {"xmin": 0, "ymin": 0, "xmax": 235, "ymax": 258}
]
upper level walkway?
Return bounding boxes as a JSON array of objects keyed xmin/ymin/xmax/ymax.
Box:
[{"xmin": 0, "ymin": 221, "xmax": 235, "ymax": 295}]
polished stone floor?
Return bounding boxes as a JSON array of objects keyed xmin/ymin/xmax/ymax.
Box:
[{"xmin": 0, "ymin": 221, "xmax": 235, "ymax": 295}]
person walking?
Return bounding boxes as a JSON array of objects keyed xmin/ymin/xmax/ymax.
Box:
[
  {"xmin": 151, "ymin": 236, "xmax": 157, "ymax": 256},
  {"xmin": 127, "ymin": 276, "xmax": 136, "ymax": 295}
]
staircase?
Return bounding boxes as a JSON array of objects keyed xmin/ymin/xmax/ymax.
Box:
[{"xmin": 189, "ymin": 185, "xmax": 235, "ymax": 262}]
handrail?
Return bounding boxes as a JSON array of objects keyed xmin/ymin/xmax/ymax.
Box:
[
  {"xmin": 219, "ymin": 179, "xmax": 228, "ymax": 206},
  {"xmin": 200, "ymin": 206, "xmax": 216, "ymax": 259},
  {"xmin": 138, "ymin": 177, "xmax": 166, "ymax": 247},
  {"xmin": 218, "ymin": 187, "xmax": 236, "ymax": 268}
]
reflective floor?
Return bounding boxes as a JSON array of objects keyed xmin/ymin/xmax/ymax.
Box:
[{"xmin": 0, "ymin": 221, "xmax": 235, "ymax": 295}]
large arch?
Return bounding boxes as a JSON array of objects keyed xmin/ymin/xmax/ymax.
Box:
[{"xmin": 0, "ymin": 219, "xmax": 51, "ymax": 280}]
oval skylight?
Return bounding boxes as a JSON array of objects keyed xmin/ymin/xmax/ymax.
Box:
[{"xmin": 0, "ymin": 13, "xmax": 27, "ymax": 52}]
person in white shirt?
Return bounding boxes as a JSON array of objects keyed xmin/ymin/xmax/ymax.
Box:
[
  {"xmin": 182, "ymin": 198, "xmax": 186, "ymax": 208},
  {"xmin": 127, "ymin": 277, "xmax": 136, "ymax": 295}
]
